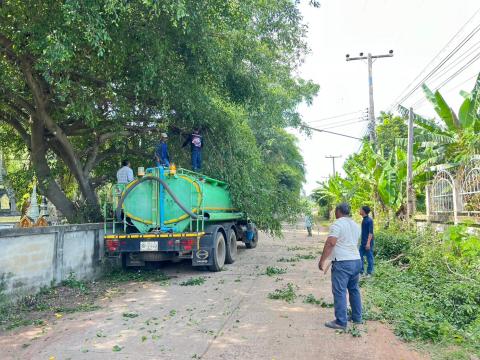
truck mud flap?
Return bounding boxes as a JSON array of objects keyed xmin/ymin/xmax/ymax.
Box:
[{"xmin": 192, "ymin": 234, "xmax": 214, "ymax": 266}]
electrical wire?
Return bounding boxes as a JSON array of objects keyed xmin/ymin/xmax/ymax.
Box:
[
  {"xmin": 427, "ymin": 40, "xmax": 480, "ymax": 84},
  {"xmin": 410, "ymin": 69, "xmax": 480, "ymax": 110},
  {"xmin": 306, "ymin": 109, "xmax": 364, "ymax": 123},
  {"xmin": 395, "ymin": 22, "xmax": 480, "ymax": 108},
  {"xmin": 302, "ymin": 124, "xmax": 362, "ymax": 140},
  {"xmin": 389, "ymin": 6, "xmax": 480, "ymax": 109},
  {"xmin": 322, "ymin": 118, "xmax": 369, "ymax": 130}
]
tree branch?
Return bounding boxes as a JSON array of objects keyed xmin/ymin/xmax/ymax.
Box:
[
  {"xmin": 83, "ymin": 131, "xmax": 129, "ymax": 176},
  {"xmin": 0, "ymin": 111, "xmax": 31, "ymax": 149}
]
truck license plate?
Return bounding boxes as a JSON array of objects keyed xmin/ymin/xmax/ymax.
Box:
[{"xmin": 140, "ymin": 241, "xmax": 158, "ymax": 251}]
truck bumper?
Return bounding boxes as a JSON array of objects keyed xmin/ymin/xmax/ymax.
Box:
[{"xmin": 104, "ymin": 232, "xmax": 214, "ymax": 266}]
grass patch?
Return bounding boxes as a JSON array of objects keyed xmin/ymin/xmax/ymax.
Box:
[
  {"xmin": 112, "ymin": 345, "xmax": 123, "ymax": 352},
  {"xmin": 103, "ymin": 269, "xmax": 170, "ymax": 285},
  {"xmin": 277, "ymin": 257, "xmax": 299, "ymax": 263},
  {"xmin": 302, "ymin": 294, "xmax": 334, "ymax": 308},
  {"xmin": 287, "ymin": 246, "xmax": 306, "ymax": 251},
  {"xmin": 180, "ymin": 277, "xmax": 206, "ymax": 286},
  {"xmin": 122, "ymin": 312, "xmax": 139, "ymax": 318},
  {"xmin": 264, "ymin": 266, "xmax": 287, "ymax": 276},
  {"xmin": 296, "ymin": 253, "xmax": 316, "ymax": 260},
  {"xmin": 0, "ymin": 269, "xmax": 172, "ymax": 332},
  {"xmin": 268, "ymin": 283, "xmax": 298, "ymax": 303},
  {"xmin": 62, "ymin": 272, "xmax": 88, "ymax": 293}
]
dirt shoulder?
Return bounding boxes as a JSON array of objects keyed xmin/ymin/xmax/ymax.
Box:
[{"xmin": 0, "ymin": 227, "xmax": 427, "ymax": 360}]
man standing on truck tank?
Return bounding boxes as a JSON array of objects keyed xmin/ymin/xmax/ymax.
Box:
[
  {"xmin": 318, "ymin": 203, "xmax": 362, "ymax": 330},
  {"xmin": 155, "ymin": 133, "xmax": 170, "ymax": 167},
  {"xmin": 182, "ymin": 128, "xmax": 203, "ymax": 172}
]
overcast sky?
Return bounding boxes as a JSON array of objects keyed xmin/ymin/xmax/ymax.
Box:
[{"xmin": 293, "ymin": 0, "xmax": 480, "ymax": 195}]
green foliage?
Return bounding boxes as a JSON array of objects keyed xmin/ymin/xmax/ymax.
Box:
[
  {"xmin": 264, "ymin": 266, "xmax": 287, "ymax": 276},
  {"xmin": 302, "ymin": 294, "xmax": 333, "ymax": 307},
  {"xmin": 363, "ymin": 225, "xmax": 480, "ymax": 355},
  {"xmin": 313, "ymin": 75, "xmax": 480, "ymax": 218},
  {"xmin": 374, "ymin": 227, "xmax": 413, "ymax": 261},
  {"xmin": 180, "ymin": 277, "xmax": 206, "ymax": 286},
  {"xmin": 0, "ymin": 0, "xmax": 318, "ymax": 228},
  {"xmin": 102, "ymin": 269, "xmax": 171, "ymax": 284},
  {"xmin": 122, "ymin": 312, "xmax": 139, "ymax": 318},
  {"xmin": 267, "ymin": 283, "xmax": 298, "ymax": 303},
  {"xmin": 398, "ymin": 73, "xmax": 480, "ymax": 165},
  {"xmin": 62, "ymin": 272, "xmax": 88, "ymax": 292}
]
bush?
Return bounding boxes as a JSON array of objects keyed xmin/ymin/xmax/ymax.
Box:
[
  {"xmin": 363, "ymin": 224, "xmax": 480, "ymax": 355},
  {"xmin": 374, "ymin": 227, "xmax": 413, "ymax": 260}
]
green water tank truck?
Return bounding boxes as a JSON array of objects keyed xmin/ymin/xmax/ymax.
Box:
[{"xmin": 104, "ymin": 166, "xmax": 258, "ymax": 271}]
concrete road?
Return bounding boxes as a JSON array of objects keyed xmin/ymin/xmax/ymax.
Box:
[{"xmin": 0, "ymin": 227, "xmax": 426, "ymax": 360}]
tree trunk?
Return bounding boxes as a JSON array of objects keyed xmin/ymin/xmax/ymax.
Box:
[{"xmin": 30, "ymin": 116, "xmax": 78, "ymax": 222}]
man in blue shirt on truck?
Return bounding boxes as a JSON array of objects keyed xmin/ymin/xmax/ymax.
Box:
[
  {"xmin": 359, "ymin": 205, "xmax": 374, "ymax": 276},
  {"xmin": 155, "ymin": 133, "xmax": 170, "ymax": 167}
]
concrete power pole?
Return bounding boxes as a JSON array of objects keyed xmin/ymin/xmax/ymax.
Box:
[
  {"xmin": 406, "ymin": 107, "xmax": 415, "ymax": 218},
  {"xmin": 325, "ymin": 155, "xmax": 342, "ymax": 176},
  {"xmin": 346, "ymin": 50, "xmax": 394, "ymax": 144}
]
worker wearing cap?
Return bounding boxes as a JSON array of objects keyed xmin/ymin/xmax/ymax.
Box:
[
  {"xmin": 182, "ymin": 127, "xmax": 203, "ymax": 172},
  {"xmin": 155, "ymin": 133, "xmax": 170, "ymax": 167}
]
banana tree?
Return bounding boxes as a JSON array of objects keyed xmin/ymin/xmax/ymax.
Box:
[{"xmin": 399, "ymin": 72, "xmax": 480, "ymax": 166}]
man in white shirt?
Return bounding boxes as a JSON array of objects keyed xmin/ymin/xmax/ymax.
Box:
[
  {"xmin": 116, "ymin": 160, "xmax": 134, "ymax": 184},
  {"xmin": 318, "ymin": 203, "xmax": 362, "ymax": 330}
]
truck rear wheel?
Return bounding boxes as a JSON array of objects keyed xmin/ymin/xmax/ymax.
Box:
[
  {"xmin": 225, "ymin": 228, "xmax": 237, "ymax": 264},
  {"xmin": 209, "ymin": 231, "xmax": 226, "ymax": 272},
  {"xmin": 245, "ymin": 228, "xmax": 258, "ymax": 249}
]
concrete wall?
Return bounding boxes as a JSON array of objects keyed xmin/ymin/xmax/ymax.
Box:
[{"xmin": 0, "ymin": 224, "xmax": 104, "ymax": 296}]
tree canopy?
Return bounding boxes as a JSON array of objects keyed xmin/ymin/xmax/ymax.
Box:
[{"xmin": 0, "ymin": 0, "xmax": 318, "ymax": 231}]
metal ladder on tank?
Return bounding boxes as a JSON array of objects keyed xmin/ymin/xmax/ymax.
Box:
[{"xmin": 190, "ymin": 176, "xmax": 205, "ymax": 233}]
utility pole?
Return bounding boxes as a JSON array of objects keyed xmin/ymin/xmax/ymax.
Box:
[
  {"xmin": 325, "ymin": 155, "xmax": 341, "ymax": 176},
  {"xmin": 406, "ymin": 107, "xmax": 415, "ymax": 218},
  {"xmin": 346, "ymin": 50, "xmax": 394, "ymax": 144}
]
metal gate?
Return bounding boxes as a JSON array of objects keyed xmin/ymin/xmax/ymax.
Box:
[{"xmin": 431, "ymin": 170, "xmax": 455, "ymax": 215}]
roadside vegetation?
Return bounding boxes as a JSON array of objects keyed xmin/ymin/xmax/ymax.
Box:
[
  {"xmin": 314, "ymin": 75, "xmax": 480, "ymax": 357},
  {"xmin": 0, "ymin": 270, "xmax": 170, "ymax": 332},
  {"xmin": 362, "ymin": 225, "xmax": 480, "ymax": 357}
]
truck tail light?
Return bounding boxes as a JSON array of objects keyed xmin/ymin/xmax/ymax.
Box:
[
  {"xmin": 106, "ymin": 239, "xmax": 119, "ymax": 252},
  {"xmin": 181, "ymin": 239, "xmax": 195, "ymax": 251}
]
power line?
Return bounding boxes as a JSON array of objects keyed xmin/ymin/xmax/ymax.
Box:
[
  {"xmin": 322, "ymin": 118, "xmax": 369, "ymax": 130},
  {"xmin": 427, "ymin": 40, "xmax": 480, "ymax": 84},
  {"xmin": 307, "ymin": 115, "xmax": 365, "ymax": 128},
  {"xmin": 435, "ymin": 52, "xmax": 480, "ymax": 90},
  {"xmin": 410, "ymin": 68, "xmax": 480, "ymax": 110},
  {"xmin": 302, "ymin": 124, "xmax": 363, "ymax": 140},
  {"xmin": 395, "ymin": 22, "xmax": 480, "ymax": 108},
  {"xmin": 306, "ymin": 109, "xmax": 364, "ymax": 124},
  {"xmin": 390, "ymin": 6, "xmax": 480, "ymax": 109}
]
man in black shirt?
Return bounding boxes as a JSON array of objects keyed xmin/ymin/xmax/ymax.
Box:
[{"xmin": 359, "ymin": 205, "xmax": 374, "ymax": 275}]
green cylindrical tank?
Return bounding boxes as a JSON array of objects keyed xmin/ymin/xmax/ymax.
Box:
[{"xmin": 120, "ymin": 167, "xmax": 240, "ymax": 233}]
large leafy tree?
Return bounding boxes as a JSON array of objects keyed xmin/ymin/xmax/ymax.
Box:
[{"xmin": 0, "ymin": 0, "xmax": 318, "ymax": 229}]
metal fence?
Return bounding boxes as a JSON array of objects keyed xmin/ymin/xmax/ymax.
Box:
[{"xmin": 427, "ymin": 162, "xmax": 480, "ymax": 223}]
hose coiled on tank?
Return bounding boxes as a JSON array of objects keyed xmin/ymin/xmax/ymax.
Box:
[{"xmin": 116, "ymin": 176, "xmax": 199, "ymax": 222}]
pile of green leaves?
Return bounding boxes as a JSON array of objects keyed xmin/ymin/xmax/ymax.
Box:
[{"xmin": 363, "ymin": 225, "xmax": 480, "ymax": 355}]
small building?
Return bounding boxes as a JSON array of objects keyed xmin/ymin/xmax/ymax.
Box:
[{"xmin": 0, "ymin": 154, "xmax": 20, "ymax": 229}]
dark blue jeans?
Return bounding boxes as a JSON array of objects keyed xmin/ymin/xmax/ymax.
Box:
[
  {"xmin": 331, "ymin": 259, "xmax": 362, "ymax": 327},
  {"xmin": 192, "ymin": 150, "xmax": 202, "ymax": 171},
  {"xmin": 359, "ymin": 241, "xmax": 374, "ymax": 275}
]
